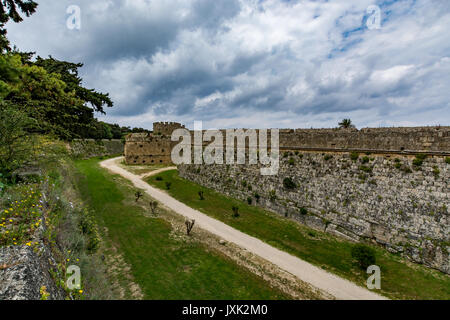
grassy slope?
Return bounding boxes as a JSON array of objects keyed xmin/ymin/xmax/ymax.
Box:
[
  {"xmin": 74, "ymin": 158, "xmax": 288, "ymax": 300},
  {"xmin": 147, "ymin": 170, "xmax": 450, "ymax": 300}
]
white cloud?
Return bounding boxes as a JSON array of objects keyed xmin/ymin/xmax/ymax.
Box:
[{"xmin": 6, "ymin": 0, "xmax": 450, "ymax": 129}]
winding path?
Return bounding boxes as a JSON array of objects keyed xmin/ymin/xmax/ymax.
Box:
[{"xmin": 101, "ymin": 157, "xmax": 387, "ymax": 300}]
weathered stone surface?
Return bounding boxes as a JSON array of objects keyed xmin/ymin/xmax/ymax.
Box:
[
  {"xmin": 0, "ymin": 245, "xmax": 65, "ymax": 300},
  {"xmin": 69, "ymin": 139, "xmax": 124, "ymax": 159},
  {"xmin": 179, "ymin": 152, "xmax": 450, "ymax": 274}
]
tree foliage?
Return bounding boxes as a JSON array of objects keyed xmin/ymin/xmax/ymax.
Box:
[
  {"xmin": 338, "ymin": 119, "xmax": 355, "ymax": 129},
  {"xmin": 0, "ymin": 101, "xmax": 35, "ymax": 178},
  {"xmin": 0, "ymin": 0, "xmax": 38, "ymax": 51}
]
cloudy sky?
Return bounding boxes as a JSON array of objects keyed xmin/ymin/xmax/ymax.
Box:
[{"xmin": 6, "ymin": 0, "xmax": 450, "ymax": 129}]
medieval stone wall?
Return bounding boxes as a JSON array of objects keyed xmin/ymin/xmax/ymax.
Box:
[
  {"xmin": 124, "ymin": 133, "xmax": 176, "ymax": 164},
  {"xmin": 278, "ymin": 126, "xmax": 449, "ymax": 153},
  {"xmin": 153, "ymin": 122, "xmax": 185, "ymax": 136},
  {"xmin": 125, "ymin": 123, "xmax": 449, "ymax": 272},
  {"xmin": 179, "ymin": 152, "xmax": 450, "ymax": 274}
]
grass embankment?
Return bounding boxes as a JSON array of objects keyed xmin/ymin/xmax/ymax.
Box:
[
  {"xmin": 147, "ymin": 170, "xmax": 450, "ymax": 300},
  {"xmin": 1, "ymin": 138, "xmax": 112, "ymax": 300},
  {"xmin": 75, "ymin": 158, "xmax": 288, "ymax": 300}
]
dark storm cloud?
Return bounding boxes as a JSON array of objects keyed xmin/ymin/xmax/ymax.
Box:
[{"xmin": 6, "ymin": 0, "xmax": 450, "ymax": 129}]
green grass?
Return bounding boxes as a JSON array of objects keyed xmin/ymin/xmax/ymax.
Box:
[
  {"xmin": 74, "ymin": 158, "xmax": 288, "ymax": 300},
  {"xmin": 147, "ymin": 170, "xmax": 450, "ymax": 300}
]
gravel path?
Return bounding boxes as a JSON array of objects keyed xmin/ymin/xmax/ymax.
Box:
[{"xmin": 101, "ymin": 157, "xmax": 387, "ymax": 300}]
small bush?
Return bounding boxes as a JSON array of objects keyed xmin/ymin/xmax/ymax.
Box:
[
  {"xmin": 165, "ymin": 182, "xmax": 172, "ymax": 190},
  {"xmin": 288, "ymin": 158, "xmax": 295, "ymax": 165},
  {"xmin": 79, "ymin": 209, "xmax": 100, "ymax": 253},
  {"xmin": 149, "ymin": 200, "xmax": 158, "ymax": 215},
  {"xmin": 135, "ymin": 191, "xmax": 143, "ymax": 202},
  {"xmin": 269, "ymin": 190, "xmax": 277, "ymax": 201},
  {"xmin": 155, "ymin": 176, "xmax": 163, "ymax": 181},
  {"xmin": 198, "ymin": 190, "xmax": 205, "ymax": 200},
  {"xmin": 283, "ymin": 152, "xmax": 289, "ymax": 158},
  {"xmin": 232, "ymin": 206, "xmax": 240, "ymax": 218},
  {"xmin": 351, "ymin": 244, "xmax": 376, "ymax": 270},
  {"xmin": 413, "ymin": 154, "xmax": 427, "ymax": 167},
  {"xmin": 283, "ymin": 177, "xmax": 296, "ymax": 190},
  {"xmin": 361, "ymin": 156, "xmax": 369, "ymax": 164},
  {"xmin": 350, "ymin": 152, "xmax": 359, "ymax": 161},
  {"xmin": 432, "ymin": 166, "xmax": 440, "ymax": 178},
  {"xmin": 299, "ymin": 207, "xmax": 308, "ymax": 215},
  {"xmin": 445, "ymin": 157, "xmax": 450, "ymax": 164},
  {"xmin": 359, "ymin": 165, "xmax": 372, "ymax": 173},
  {"xmin": 247, "ymin": 197, "xmax": 252, "ymax": 205},
  {"xmin": 324, "ymin": 154, "xmax": 333, "ymax": 161},
  {"xmin": 254, "ymin": 193, "xmax": 260, "ymax": 202}
]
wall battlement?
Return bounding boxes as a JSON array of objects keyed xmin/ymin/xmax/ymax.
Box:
[
  {"xmin": 125, "ymin": 124, "xmax": 450, "ymax": 165},
  {"xmin": 153, "ymin": 122, "xmax": 185, "ymax": 136}
]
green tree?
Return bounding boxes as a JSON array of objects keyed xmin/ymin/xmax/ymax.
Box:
[
  {"xmin": 0, "ymin": 101, "xmax": 35, "ymax": 179},
  {"xmin": 33, "ymin": 56, "xmax": 113, "ymax": 114},
  {"xmin": 351, "ymin": 244, "xmax": 376, "ymax": 270},
  {"xmin": 1, "ymin": 52, "xmax": 114, "ymax": 140},
  {"xmin": 0, "ymin": 0, "xmax": 38, "ymax": 51},
  {"xmin": 338, "ymin": 119, "xmax": 355, "ymax": 129}
]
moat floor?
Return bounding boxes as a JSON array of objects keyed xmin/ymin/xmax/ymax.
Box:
[{"xmin": 100, "ymin": 157, "xmax": 387, "ymax": 300}]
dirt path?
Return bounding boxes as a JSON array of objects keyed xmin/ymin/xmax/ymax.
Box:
[{"xmin": 100, "ymin": 157, "xmax": 387, "ymax": 300}]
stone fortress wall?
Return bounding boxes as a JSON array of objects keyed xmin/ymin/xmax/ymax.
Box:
[
  {"xmin": 125, "ymin": 124, "xmax": 450, "ymax": 165},
  {"xmin": 125, "ymin": 123, "xmax": 449, "ymax": 273}
]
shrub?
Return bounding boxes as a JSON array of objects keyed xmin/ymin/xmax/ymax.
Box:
[
  {"xmin": 135, "ymin": 191, "xmax": 143, "ymax": 202},
  {"xmin": 165, "ymin": 182, "xmax": 172, "ymax": 190},
  {"xmin": 288, "ymin": 158, "xmax": 295, "ymax": 165},
  {"xmin": 254, "ymin": 193, "xmax": 260, "ymax": 202},
  {"xmin": 432, "ymin": 166, "xmax": 440, "ymax": 178},
  {"xmin": 413, "ymin": 154, "xmax": 427, "ymax": 166},
  {"xmin": 299, "ymin": 207, "xmax": 308, "ymax": 215},
  {"xmin": 269, "ymin": 190, "xmax": 277, "ymax": 201},
  {"xmin": 283, "ymin": 152, "xmax": 289, "ymax": 158},
  {"xmin": 155, "ymin": 176, "xmax": 163, "ymax": 181},
  {"xmin": 324, "ymin": 154, "xmax": 333, "ymax": 161},
  {"xmin": 361, "ymin": 156, "xmax": 369, "ymax": 164},
  {"xmin": 198, "ymin": 190, "xmax": 204, "ymax": 200},
  {"xmin": 283, "ymin": 177, "xmax": 296, "ymax": 190},
  {"xmin": 359, "ymin": 165, "xmax": 372, "ymax": 173},
  {"xmin": 446, "ymin": 157, "xmax": 450, "ymax": 164},
  {"xmin": 351, "ymin": 244, "xmax": 376, "ymax": 270},
  {"xmin": 79, "ymin": 209, "xmax": 100, "ymax": 253},
  {"xmin": 232, "ymin": 206, "xmax": 240, "ymax": 218},
  {"xmin": 0, "ymin": 103, "xmax": 35, "ymax": 180},
  {"xmin": 350, "ymin": 152, "xmax": 359, "ymax": 161},
  {"xmin": 149, "ymin": 200, "xmax": 158, "ymax": 215},
  {"xmin": 247, "ymin": 197, "xmax": 252, "ymax": 205}
]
